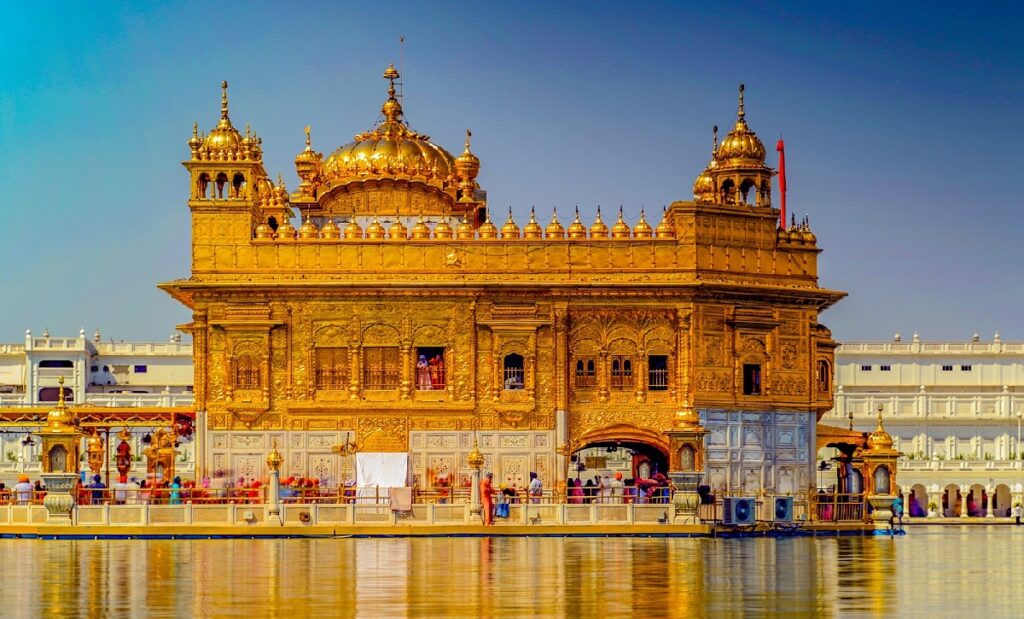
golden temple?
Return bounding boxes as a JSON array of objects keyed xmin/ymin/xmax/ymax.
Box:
[{"xmin": 160, "ymin": 65, "xmax": 845, "ymax": 495}]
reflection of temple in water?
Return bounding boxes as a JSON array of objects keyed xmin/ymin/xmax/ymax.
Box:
[{"xmin": 161, "ymin": 65, "xmax": 843, "ymax": 494}]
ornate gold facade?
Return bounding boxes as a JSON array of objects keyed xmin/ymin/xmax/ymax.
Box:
[{"xmin": 161, "ymin": 68, "xmax": 843, "ymax": 492}]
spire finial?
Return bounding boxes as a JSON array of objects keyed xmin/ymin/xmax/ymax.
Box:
[
  {"xmin": 221, "ymin": 80, "xmax": 229, "ymax": 120},
  {"xmin": 737, "ymin": 83, "xmax": 745, "ymax": 120},
  {"xmin": 192, "ymin": 121, "xmax": 198, "ymax": 138},
  {"xmin": 383, "ymin": 63, "xmax": 400, "ymax": 98},
  {"xmin": 57, "ymin": 375, "xmax": 66, "ymax": 409},
  {"xmin": 712, "ymin": 125, "xmax": 719, "ymax": 152},
  {"xmin": 305, "ymin": 125, "xmax": 312, "ymax": 148},
  {"xmin": 465, "ymin": 128, "xmax": 472, "ymax": 151}
]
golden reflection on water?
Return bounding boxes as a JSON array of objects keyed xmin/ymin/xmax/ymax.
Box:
[{"xmin": 2, "ymin": 528, "xmax": 1023, "ymax": 618}]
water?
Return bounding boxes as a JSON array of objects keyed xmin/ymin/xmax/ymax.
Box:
[{"xmin": 0, "ymin": 527, "xmax": 1020, "ymax": 617}]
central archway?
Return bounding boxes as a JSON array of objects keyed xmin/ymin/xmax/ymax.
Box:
[{"xmin": 571, "ymin": 424, "xmax": 669, "ymax": 484}]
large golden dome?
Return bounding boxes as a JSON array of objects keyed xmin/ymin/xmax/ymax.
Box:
[
  {"xmin": 714, "ymin": 84, "xmax": 766, "ymax": 166},
  {"xmin": 203, "ymin": 81, "xmax": 243, "ymax": 152},
  {"xmin": 321, "ymin": 65, "xmax": 456, "ymax": 186}
]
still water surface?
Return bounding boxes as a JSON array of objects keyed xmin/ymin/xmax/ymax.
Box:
[{"xmin": 0, "ymin": 527, "xmax": 1019, "ymax": 618}]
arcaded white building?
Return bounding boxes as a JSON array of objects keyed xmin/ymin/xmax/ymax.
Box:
[
  {"xmin": 0, "ymin": 329, "xmax": 194, "ymax": 480},
  {"xmin": 824, "ymin": 333, "xmax": 1024, "ymax": 517}
]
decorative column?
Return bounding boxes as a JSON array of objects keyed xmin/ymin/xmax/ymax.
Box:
[
  {"xmin": 666, "ymin": 405, "xmax": 709, "ymax": 524},
  {"xmin": 986, "ymin": 484, "xmax": 995, "ymax": 518},
  {"xmin": 38, "ymin": 377, "xmax": 82, "ymax": 524},
  {"xmin": 467, "ymin": 439, "xmax": 484, "ymax": 524},
  {"xmin": 960, "ymin": 485, "xmax": 969, "ymax": 519},
  {"xmin": 399, "ymin": 343, "xmax": 412, "ymax": 400},
  {"xmin": 86, "ymin": 429, "xmax": 105, "ymax": 479},
  {"xmin": 266, "ymin": 439, "xmax": 283, "ymax": 526},
  {"xmin": 348, "ymin": 346, "xmax": 361, "ymax": 401}
]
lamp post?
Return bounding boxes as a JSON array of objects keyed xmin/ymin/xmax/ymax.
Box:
[
  {"xmin": 467, "ymin": 438, "xmax": 484, "ymax": 524},
  {"xmin": 266, "ymin": 439, "xmax": 284, "ymax": 526}
]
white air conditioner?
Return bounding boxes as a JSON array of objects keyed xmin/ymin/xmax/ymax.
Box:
[
  {"xmin": 722, "ymin": 497, "xmax": 756, "ymax": 525},
  {"xmin": 774, "ymin": 496, "xmax": 794, "ymax": 523}
]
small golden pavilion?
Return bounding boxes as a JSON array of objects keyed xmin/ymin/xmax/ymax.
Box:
[{"xmin": 161, "ymin": 66, "xmax": 844, "ymax": 494}]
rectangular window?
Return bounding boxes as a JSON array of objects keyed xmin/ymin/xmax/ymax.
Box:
[
  {"xmin": 315, "ymin": 347, "xmax": 349, "ymax": 390},
  {"xmin": 942, "ymin": 365, "xmax": 953, "ymax": 372},
  {"xmin": 880, "ymin": 365, "xmax": 891, "ymax": 372},
  {"xmin": 503, "ymin": 354, "xmax": 525, "ymax": 390},
  {"xmin": 133, "ymin": 365, "xmax": 147, "ymax": 373},
  {"xmin": 961, "ymin": 365, "xmax": 972, "ymax": 371},
  {"xmin": 363, "ymin": 347, "xmax": 400, "ymax": 390},
  {"xmin": 648, "ymin": 355, "xmax": 669, "ymax": 391},
  {"xmin": 861, "ymin": 365, "xmax": 872, "ymax": 371},
  {"xmin": 574, "ymin": 356, "xmax": 597, "ymax": 389},
  {"xmin": 415, "ymin": 347, "xmax": 446, "ymax": 390},
  {"xmin": 743, "ymin": 364, "xmax": 762, "ymax": 396},
  {"xmin": 610, "ymin": 355, "xmax": 633, "ymax": 390}
]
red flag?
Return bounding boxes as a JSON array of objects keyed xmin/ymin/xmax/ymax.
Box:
[{"xmin": 776, "ymin": 139, "xmax": 786, "ymax": 229}]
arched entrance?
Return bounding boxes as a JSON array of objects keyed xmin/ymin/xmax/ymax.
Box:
[
  {"xmin": 968, "ymin": 484, "xmax": 986, "ymax": 517},
  {"xmin": 995, "ymin": 484, "xmax": 1012, "ymax": 517},
  {"xmin": 943, "ymin": 484, "xmax": 961, "ymax": 517},
  {"xmin": 910, "ymin": 484, "xmax": 928, "ymax": 517},
  {"xmin": 570, "ymin": 424, "xmax": 670, "ymax": 502}
]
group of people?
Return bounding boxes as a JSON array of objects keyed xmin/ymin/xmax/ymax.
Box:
[
  {"xmin": 480, "ymin": 472, "xmax": 544, "ymax": 525},
  {"xmin": 0, "ymin": 475, "xmax": 44, "ymax": 505},
  {"xmin": 566, "ymin": 472, "xmax": 672, "ymax": 504},
  {"xmin": 415, "ymin": 354, "xmax": 446, "ymax": 390}
]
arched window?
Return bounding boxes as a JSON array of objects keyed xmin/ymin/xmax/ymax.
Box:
[
  {"xmin": 873, "ymin": 465, "xmax": 891, "ymax": 495},
  {"xmin": 234, "ymin": 354, "xmax": 261, "ymax": 389},
  {"xmin": 679, "ymin": 445, "xmax": 696, "ymax": 471},
  {"xmin": 268, "ymin": 216, "xmax": 279, "ymax": 232},
  {"xmin": 720, "ymin": 179, "xmax": 736, "ymax": 204},
  {"xmin": 610, "ymin": 355, "xmax": 632, "ymax": 390},
  {"xmin": 315, "ymin": 348, "xmax": 349, "ymax": 390},
  {"xmin": 232, "ymin": 173, "xmax": 246, "ymax": 198},
  {"xmin": 818, "ymin": 360, "xmax": 831, "ymax": 393},
  {"xmin": 740, "ymin": 179, "xmax": 757, "ymax": 205},
  {"xmin": 503, "ymin": 354, "xmax": 524, "ymax": 390},
  {"xmin": 215, "ymin": 172, "xmax": 229, "ymax": 199},
  {"xmin": 198, "ymin": 173, "xmax": 211, "ymax": 199},
  {"xmin": 574, "ymin": 357, "xmax": 596, "ymax": 389}
]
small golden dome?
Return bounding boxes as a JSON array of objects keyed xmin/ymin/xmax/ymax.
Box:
[
  {"xmin": 611, "ymin": 207, "xmax": 631, "ymax": 239},
  {"xmin": 633, "ymin": 209, "xmax": 653, "ymax": 238},
  {"xmin": 344, "ymin": 218, "xmax": 363, "ymax": 239},
  {"xmin": 411, "ymin": 216, "xmax": 431, "ymax": 240},
  {"xmin": 202, "ymin": 81, "xmax": 244, "ymax": 156},
  {"xmin": 523, "ymin": 208, "xmax": 543, "ymax": 239},
  {"xmin": 434, "ymin": 218, "xmax": 454, "ymax": 240},
  {"xmin": 454, "ymin": 129, "xmax": 481, "ymax": 182},
  {"xmin": 567, "ymin": 208, "xmax": 587, "ymax": 239},
  {"xmin": 715, "ymin": 85, "xmax": 766, "ymax": 166},
  {"xmin": 501, "ymin": 208, "xmax": 520, "ymax": 239},
  {"xmin": 867, "ymin": 406, "xmax": 894, "ymax": 451},
  {"xmin": 294, "ymin": 126, "xmax": 323, "ymax": 193},
  {"xmin": 673, "ymin": 406, "xmax": 701, "ymax": 429},
  {"xmin": 277, "ymin": 219, "xmax": 297, "ymax": 240},
  {"xmin": 254, "ymin": 222, "xmax": 273, "ymax": 240},
  {"xmin": 693, "ymin": 164, "xmax": 716, "ymax": 201},
  {"xmin": 545, "ymin": 209, "xmax": 565, "ymax": 239},
  {"xmin": 655, "ymin": 208, "xmax": 675, "ymax": 238},
  {"xmin": 456, "ymin": 217, "xmax": 476, "ymax": 240},
  {"xmin": 589, "ymin": 207, "xmax": 609, "ymax": 238},
  {"xmin": 388, "ymin": 218, "xmax": 408, "ymax": 240},
  {"xmin": 477, "ymin": 212, "xmax": 498, "ymax": 239},
  {"xmin": 365, "ymin": 217, "xmax": 386, "ymax": 239},
  {"xmin": 777, "ymin": 227, "xmax": 791, "ymax": 243},
  {"xmin": 321, "ymin": 218, "xmax": 341, "ymax": 239},
  {"xmin": 298, "ymin": 216, "xmax": 319, "ymax": 239}
]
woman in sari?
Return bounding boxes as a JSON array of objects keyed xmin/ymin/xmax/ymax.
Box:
[{"xmin": 481, "ymin": 473, "xmax": 495, "ymax": 525}]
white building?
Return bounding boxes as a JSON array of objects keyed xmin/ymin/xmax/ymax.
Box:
[
  {"xmin": 824, "ymin": 333, "xmax": 1024, "ymax": 518},
  {"xmin": 0, "ymin": 329, "xmax": 194, "ymax": 481}
]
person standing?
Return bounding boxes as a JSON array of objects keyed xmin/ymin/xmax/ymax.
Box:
[
  {"xmin": 14, "ymin": 475, "xmax": 32, "ymax": 505},
  {"xmin": 610, "ymin": 472, "xmax": 625, "ymax": 503},
  {"xmin": 528, "ymin": 472, "xmax": 543, "ymax": 504},
  {"xmin": 481, "ymin": 473, "xmax": 495, "ymax": 526},
  {"xmin": 1014, "ymin": 503, "xmax": 1022, "ymax": 526}
]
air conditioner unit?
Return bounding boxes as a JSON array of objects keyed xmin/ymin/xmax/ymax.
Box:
[
  {"xmin": 774, "ymin": 496, "xmax": 794, "ymax": 523},
  {"xmin": 722, "ymin": 497, "xmax": 756, "ymax": 526}
]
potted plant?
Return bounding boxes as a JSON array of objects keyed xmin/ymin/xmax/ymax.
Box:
[{"xmin": 927, "ymin": 501, "xmax": 940, "ymax": 518}]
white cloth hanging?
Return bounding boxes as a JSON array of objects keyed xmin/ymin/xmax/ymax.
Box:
[{"xmin": 355, "ymin": 453, "xmax": 410, "ymax": 503}]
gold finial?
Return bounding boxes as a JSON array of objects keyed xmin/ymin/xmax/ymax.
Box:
[
  {"xmin": 277, "ymin": 172, "xmax": 284, "ymax": 188},
  {"xmin": 737, "ymin": 83, "xmax": 745, "ymax": 120},
  {"xmin": 221, "ymin": 80, "xmax": 230, "ymax": 120},
  {"xmin": 712, "ymin": 125, "xmax": 718, "ymax": 152},
  {"xmin": 465, "ymin": 128, "xmax": 472, "ymax": 151},
  {"xmin": 304, "ymin": 125, "xmax": 312, "ymax": 148},
  {"xmin": 57, "ymin": 375, "xmax": 66, "ymax": 409},
  {"xmin": 612, "ymin": 205, "xmax": 631, "ymax": 239},
  {"xmin": 192, "ymin": 122, "xmax": 198, "ymax": 138},
  {"xmin": 383, "ymin": 63, "xmax": 400, "ymax": 97}
]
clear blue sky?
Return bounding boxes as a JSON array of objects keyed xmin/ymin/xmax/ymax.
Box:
[{"xmin": 1, "ymin": 2, "xmax": 1021, "ymax": 343}]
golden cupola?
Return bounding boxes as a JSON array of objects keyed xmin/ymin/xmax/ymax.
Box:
[
  {"xmin": 567, "ymin": 208, "xmax": 587, "ymax": 239},
  {"xmin": 545, "ymin": 209, "xmax": 565, "ymax": 239},
  {"xmin": 611, "ymin": 207, "xmax": 631, "ymax": 239},
  {"xmin": 655, "ymin": 207, "xmax": 675, "ymax": 238},
  {"xmin": 523, "ymin": 208, "xmax": 543, "ymax": 240},
  {"xmin": 693, "ymin": 126, "xmax": 719, "ymax": 202},
  {"xmin": 866, "ymin": 406, "xmax": 895, "ymax": 452},
  {"xmin": 715, "ymin": 84, "xmax": 766, "ymax": 166},
  {"xmin": 501, "ymin": 208, "xmax": 521, "ymax": 239},
  {"xmin": 633, "ymin": 208, "xmax": 653, "ymax": 238},
  {"xmin": 198, "ymin": 82, "xmax": 246, "ymax": 159},
  {"xmin": 302, "ymin": 64, "xmax": 484, "ymax": 223},
  {"xmin": 589, "ymin": 207, "xmax": 609, "ymax": 238}
]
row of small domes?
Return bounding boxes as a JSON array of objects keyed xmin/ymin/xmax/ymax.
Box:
[{"xmin": 254, "ymin": 207, "xmax": 675, "ymax": 241}]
